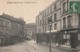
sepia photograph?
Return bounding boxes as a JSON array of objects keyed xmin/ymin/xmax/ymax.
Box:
[{"xmin": 0, "ymin": 0, "xmax": 80, "ymax": 52}]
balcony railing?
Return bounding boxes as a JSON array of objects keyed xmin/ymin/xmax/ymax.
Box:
[
  {"xmin": 63, "ymin": 26, "xmax": 66, "ymax": 29},
  {"xmin": 67, "ymin": 25, "xmax": 73, "ymax": 29},
  {"xmin": 62, "ymin": 25, "xmax": 73, "ymax": 30}
]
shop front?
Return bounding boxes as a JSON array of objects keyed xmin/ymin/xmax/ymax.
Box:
[
  {"xmin": 62, "ymin": 33, "xmax": 70, "ymax": 46},
  {"xmin": 61, "ymin": 28, "xmax": 79, "ymax": 48},
  {"xmin": 78, "ymin": 32, "xmax": 80, "ymax": 46},
  {"xmin": 0, "ymin": 36, "xmax": 5, "ymax": 46},
  {"xmin": 36, "ymin": 32, "xmax": 59, "ymax": 44}
]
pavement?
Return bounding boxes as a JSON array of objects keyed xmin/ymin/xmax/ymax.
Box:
[
  {"xmin": 0, "ymin": 40, "xmax": 68, "ymax": 52},
  {"xmin": 38, "ymin": 42, "xmax": 80, "ymax": 52}
]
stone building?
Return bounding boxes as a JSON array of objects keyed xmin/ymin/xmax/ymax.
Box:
[
  {"xmin": 60, "ymin": 0, "xmax": 80, "ymax": 48},
  {"xmin": 36, "ymin": 0, "xmax": 61, "ymax": 43},
  {"xmin": 0, "ymin": 13, "xmax": 25, "ymax": 46},
  {"xmin": 24, "ymin": 23, "xmax": 36, "ymax": 40},
  {"xmin": 36, "ymin": 0, "xmax": 80, "ymax": 48}
]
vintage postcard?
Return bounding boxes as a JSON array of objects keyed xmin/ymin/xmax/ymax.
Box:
[{"xmin": 0, "ymin": 0, "xmax": 80, "ymax": 52}]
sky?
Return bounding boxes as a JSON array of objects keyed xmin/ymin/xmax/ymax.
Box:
[{"xmin": 0, "ymin": 0, "xmax": 55, "ymax": 24}]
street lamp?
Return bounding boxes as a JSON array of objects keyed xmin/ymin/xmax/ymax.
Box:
[{"xmin": 48, "ymin": 17, "xmax": 52, "ymax": 52}]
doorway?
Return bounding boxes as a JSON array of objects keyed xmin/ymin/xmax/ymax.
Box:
[{"xmin": 70, "ymin": 33, "xmax": 78, "ymax": 48}]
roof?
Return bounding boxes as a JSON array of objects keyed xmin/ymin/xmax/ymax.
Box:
[{"xmin": 0, "ymin": 13, "xmax": 25, "ymax": 24}]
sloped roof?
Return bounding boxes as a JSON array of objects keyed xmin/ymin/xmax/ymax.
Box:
[{"xmin": 0, "ymin": 13, "xmax": 25, "ymax": 24}]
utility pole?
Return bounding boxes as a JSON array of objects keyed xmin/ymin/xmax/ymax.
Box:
[
  {"xmin": 48, "ymin": 17, "xmax": 52, "ymax": 52},
  {"xmin": 49, "ymin": 24, "xmax": 52, "ymax": 52}
]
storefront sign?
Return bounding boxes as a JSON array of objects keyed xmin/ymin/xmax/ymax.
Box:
[{"xmin": 68, "ymin": 30, "xmax": 77, "ymax": 33}]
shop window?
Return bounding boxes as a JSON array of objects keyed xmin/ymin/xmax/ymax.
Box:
[
  {"xmin": 63, "ymin": 34, "xmax": 70, "ymax": 39},
  {"xmin": 63, "ymin": 34, "xmax": 70, "ymax": 45},
  {"xmin": 67, "ymin": 34, "xmax": 70, "ymax": 39},
  {"xmin": 63, "ymin": 34, "xmax": 66, "ymax": 39}
]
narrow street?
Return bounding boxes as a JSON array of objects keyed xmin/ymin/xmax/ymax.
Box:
[{"xmin": 0, "ymin": 40, "xmax": 75, "ymax": 52}]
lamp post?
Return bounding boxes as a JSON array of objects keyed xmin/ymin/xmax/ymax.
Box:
[{"xmin": 48, "ymin": 18, "xmax": 52, "ymax": 52}]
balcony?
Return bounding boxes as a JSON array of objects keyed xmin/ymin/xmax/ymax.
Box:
[
  {"xmin": 67, "ymin": 25, "xmax": 73, "ymax": 29},
  {"xmin": 63, "ymin": 26, "xmax": 66, "ymax": 29},
  {"xmin": 71, "ymin": 25, "xmax": 80, "ymax": 29},
  {"xmin": 62, "ymin": 25, "xmax": 73, "ymax": 30}
]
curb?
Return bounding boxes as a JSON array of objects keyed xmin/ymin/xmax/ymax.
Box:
[{"xmin": 37, "ymin": 42, "xmax": 80, "ymax": 52}]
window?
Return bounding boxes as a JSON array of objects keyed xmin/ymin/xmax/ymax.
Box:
[
  {"xmin": 54, "ymin": 13, "xmax": 57, "ymax": 22},
  {"xmin": 67, "ymin": 16, "xmax": 72, "ymax": 27},
  {"xmin": 54, "ymin": 4, "xmax": 57, "ymax": 10},
  {"xmin": 50, "ymin": 15, "xmax": 52, "ymax": 22},
  {"xmin": 63, "ymin": 34, "xmax": 70, "ymax": 39},
  {"xmin": 45, "ymin": 18, "xmax": 48, "ymax": 25},
  {"xmin": 48, "ymin": 25, "xmax": 52, "ymax": 30},
  {"xmin": 3, "ymin": 21, "xmax": 6, "ymax": 26},
  {"xmin": 50, "ymin": 7, "xmax": 52, "ymax": 13},
  {"xmin": 7, "ymin": 21, "xmax": 11, "ymax": 29},
  {"xmin": 43, "ymin": 19, "xmax": 45, "ymax": 26},
  {"xmin": 38, "ymin": 28, "xmax": 41, "ymax": 33},
  {"xmin": 40, "ymin": 20, "xmax": 42, "ymax": 26},
  {"xmin": 54, "ymin": 23, "xmax": 57, "ymax": 30},
  {"xmin": 38, "ymin": 21, "xmax": 39, "ymax": 26},
  {"xmin": 45, "ymin": 11, "xmax": 46, "ymax": 16},
  {"xmin": 43, "ymin": 27, "xmax": 45, "ymax": 33},
  {"xmin": 78, "ymin": 14, "xmax": 80, "ymax": 25},
  {"xmin": 45, "ymin": 26, "xmax": 46, "ymax": 32},
  {"xmin": 63, "ymin": 17, "xmax": 66, "ymax": 28},
  {"xmin": 63, "ymin": 2, "xmax": 67, "ymax": 13},
  {"xmin": 47, "ymin": 25, "xmax": 49, "ymax": 31},
  {"xmin": 43, "ymin": 12, "xmax": 45, "ymax": 17},
  {"xmin": 0, "ymin": 18, "xmax": 3, "ymax": 25},
  {"xmin": 48, "ymin": 8, "xmax": 50, "ymax": 14},
  {"xmin": 45, "ymin": 18, "xmax": 46, "ymax": 25},
  {"xmin": 52, "ymin": 5, "xmax": 54, "ymax": 12},
  {"xmin": 48, "ymin": 16, "xmax": 52, "ymax": 24}
]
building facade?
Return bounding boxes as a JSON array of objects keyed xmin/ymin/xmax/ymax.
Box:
[
  {"xmin": 36, "ymin": 0, "xmax": 61, "ymax": 43},
  {"xmin": 60, "ymin": 0, "xmax": 80, "ymax": 48},
  {"xmin": 36, "ymin": 0, "xmax": 80, "ymax": 48},
  {"xmin": 24, "ymin": 23, "xmax": 36, "ymax": 40},
  {"xmin": 0, "ymin": 13, "xmax": 25, "ymax": 46}
]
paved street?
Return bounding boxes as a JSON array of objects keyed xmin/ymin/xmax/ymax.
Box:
[{"xmin": 0, "ymin": 40, "xmax": 79, "ymax": 52}]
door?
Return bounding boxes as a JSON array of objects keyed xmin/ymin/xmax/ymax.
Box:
[{"xmin": 70, "ymin": 33, "xmax": 78, "ymax": 48}]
